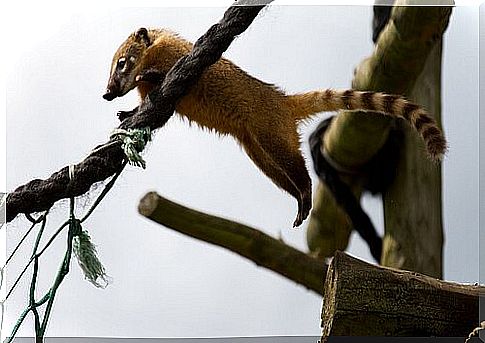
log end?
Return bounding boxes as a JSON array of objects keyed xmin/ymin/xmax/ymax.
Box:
[{"xmin": 138, "ymin": 191, "xmax": 160, "ymax": 217}]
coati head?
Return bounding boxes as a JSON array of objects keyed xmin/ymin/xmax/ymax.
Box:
[{"xmin": 103, "ymin": 28, "xmax": 152, "ymax": 101}]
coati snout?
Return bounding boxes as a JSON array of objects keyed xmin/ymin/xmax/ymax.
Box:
[
  {"xmin": 103, "ymin": 77, "xmax": 122, "ymax": 101},
  {"xmin": 102, "ymin": 90, "xmax": 117, "ymax": 101}
]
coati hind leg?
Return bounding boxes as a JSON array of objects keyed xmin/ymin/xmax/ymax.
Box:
[
  {"xmin": 241, "ymin": 137, "xmax": 300, "ymax": 204},
  {"xmin": 241, "ymin": 135, "xmax": 308, "ymax": 227},
  {"xmin": 248, "ymin": 128, "xmax": 312, "ymax": 227}
]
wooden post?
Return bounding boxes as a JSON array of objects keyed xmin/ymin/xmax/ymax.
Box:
[
  {"xmin": 321, "ymin": 252, "xmax": 484, "ymax": 339},
  {"xmin": 381, "ymin": 42, "xmax": 444, "ymax": 278}
]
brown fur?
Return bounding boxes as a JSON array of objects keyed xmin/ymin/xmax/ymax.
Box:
[{"xmin": 104, "ymin": 28, "xmax": 447, "ymax": 227}]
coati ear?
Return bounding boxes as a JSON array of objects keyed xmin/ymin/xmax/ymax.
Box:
[{"xmin": 135, "ymin": 27, "xmax": 151, "ymax": 47}]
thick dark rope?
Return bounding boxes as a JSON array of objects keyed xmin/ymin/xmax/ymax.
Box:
[{"xmin": 6, "ymin": 0, "xmax": 272, "ymax": 223}]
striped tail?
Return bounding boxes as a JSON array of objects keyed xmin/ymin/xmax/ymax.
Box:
[{"xmin": 288, "ymin": 89, "xmax": 447, "ymax": 161}]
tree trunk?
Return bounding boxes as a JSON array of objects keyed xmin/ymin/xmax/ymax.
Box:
[{"xmin": 382, "ymin": 42, "xmax": 444, "ymax": 278}]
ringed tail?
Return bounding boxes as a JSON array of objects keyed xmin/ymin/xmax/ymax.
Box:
[{"xmin": 288, "ymin": 89, "xmax": 447, "ymax": 161}]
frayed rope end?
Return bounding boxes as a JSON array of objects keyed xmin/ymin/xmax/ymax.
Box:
[{"xmin": 73, "ymin": 230, "xmax": 111, "ymax": 289}]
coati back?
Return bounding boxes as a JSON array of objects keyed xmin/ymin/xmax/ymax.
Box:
[{"xmin": 103, "ymin": 27, "xmax": 447, "ymax": 227}]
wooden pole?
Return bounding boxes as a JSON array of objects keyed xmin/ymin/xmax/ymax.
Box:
[{"xmin": 381, "ymin": 42, "xmax": 444, "ymax": 277}]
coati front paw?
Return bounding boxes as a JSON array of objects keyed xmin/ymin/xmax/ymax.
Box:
[
  {"xmin": 135, "ymin": 69, "xmax": 166, "ymax": 84},
  {"xmin": 117, "ymin": 107, "xmax": 138, "ymax": 121}
]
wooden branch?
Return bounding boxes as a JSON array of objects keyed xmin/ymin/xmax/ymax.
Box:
[
  {"xmin": 321, "ymin": 252, "xmax": 484, "ymax": 339},
  {"xmin": 138, "ymin": 192, "xmax": 327, "ymax": 295}
]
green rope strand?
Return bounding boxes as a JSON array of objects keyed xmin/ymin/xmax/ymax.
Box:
[{"xmin": 73, "ymin": 228, "xmax": 110, "ymax": 288}]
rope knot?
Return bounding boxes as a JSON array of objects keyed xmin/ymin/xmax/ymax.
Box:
[
  {"xmin": 70, "ymin": 218, "xmax": 83, "ymax": 237},
  {"xmin": 110, "ymin": 127, "xmax": 152, "ymax": 169}
]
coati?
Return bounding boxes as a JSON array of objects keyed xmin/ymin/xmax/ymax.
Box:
[{"xmin": 103, "ymin": 28, "xmax": 447, "ymax": 228}]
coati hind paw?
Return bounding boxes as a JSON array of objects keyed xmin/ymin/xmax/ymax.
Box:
[
  {"xmin": 293, "ymin": 194, "xmax": 312, "ymax": 228},
  {"xmin": 293, "ymin": 213, "xmax": 304, "ymax": 228}
]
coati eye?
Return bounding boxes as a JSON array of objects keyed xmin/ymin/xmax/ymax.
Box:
[{"xmin": 117, "ymin": 57, "xmax": 127, "ymax": 70}]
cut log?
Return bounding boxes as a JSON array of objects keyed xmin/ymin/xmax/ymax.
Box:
[{"xmin": 321, "ymin": 252, "xmax": 484, "ymax": 338}]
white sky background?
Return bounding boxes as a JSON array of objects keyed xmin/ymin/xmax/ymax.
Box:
[{"xmin": 0, "ymin": 0, "xmax": 481, "ymax": 339}]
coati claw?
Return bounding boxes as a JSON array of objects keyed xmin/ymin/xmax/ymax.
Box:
[
  {"xmin": 293, "ymin": 211, "xmax": 307, "ymax": 228},
  {"xmin": 293, "ymin": 193, "xmax": 312, "ymax": 228}
]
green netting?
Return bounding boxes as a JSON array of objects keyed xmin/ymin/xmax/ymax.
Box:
[{"xmin": 0, "ymin": 127, "xmax": 151, "ymax": 342}]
